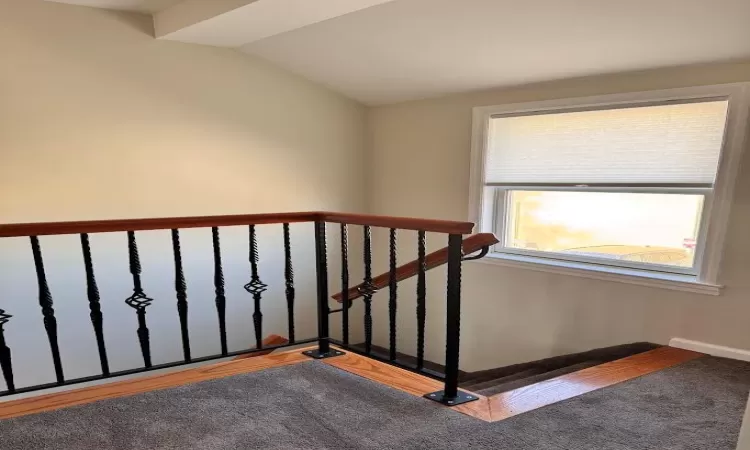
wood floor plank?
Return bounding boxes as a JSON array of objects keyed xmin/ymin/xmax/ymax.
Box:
[
  {"xmin": 0, "ymin": 349, "xmax": 310, "ymax": 420},
  {"xmin": 322, "ymin": 351, "xmax": 443, "ymax": 396},
  {"xmin": 489, "ymin": 346, "xmax": 703, "ymax": 421},
  {"xmin": 322, "ymin": 350, "xmax": 493, "ymax": 421},
  {"xmin": 454, "ymin": 394, "xmax": 493, "ymax": 422},
  {"xmin": 233, "ymin": 334, "xmax": 289, "ymax": 360}
]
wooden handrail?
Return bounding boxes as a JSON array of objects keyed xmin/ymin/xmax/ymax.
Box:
[
  {"xmin": 0, "ymin": 212, "xmax": 318, "ymax": 238},
  {"xmin": 332, "ymin": 233, "xmax": 499, "ymax": 303},
  {"xmin": 0, "ymin": 211, "xmax": 475, "ymax": 238},
  {"xmin": 321, "ymin": 212, "xmax": 474, "ymax": 234}
]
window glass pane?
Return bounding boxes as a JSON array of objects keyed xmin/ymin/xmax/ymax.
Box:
[{"xmin": 504, "ymin": 191, "xmax": 704, "ymax": 269}]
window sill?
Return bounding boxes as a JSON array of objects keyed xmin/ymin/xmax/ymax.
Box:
[{"xmin": 470, "ymin": 252, "xmax": 722, "ymax": 296}]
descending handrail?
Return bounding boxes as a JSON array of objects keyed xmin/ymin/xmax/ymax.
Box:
[
  {"xmin": 0, "ymin": 211, "xmax": 474, "ymax": 237},
  {"xmin": 331, "ymin": 233, "xmax": 499, "ymax": 303}
]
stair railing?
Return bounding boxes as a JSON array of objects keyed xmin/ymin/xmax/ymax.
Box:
[
  {"xmin": 0, "ymin": 212, "xmax": 494, "ymax": 407},
  {"xmin": 324, "ymin": 221, "xmax": 497, "ymax": 406}
]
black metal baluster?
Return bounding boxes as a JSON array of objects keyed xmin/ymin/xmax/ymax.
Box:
[
  {"xmin": 388, "ymin": 228, "xmax": 398, "ymax": 361},
  {"xmin": 172, "ymin": 229, "xmax": 191, "ymax": 362},
  {"xmin": 283, "ymin": 223, "xmax": 295, "ymax": 344},
  {"xmin": 212, "ymin": 227, "xmax": 228, "ymax": 356},
  {"xmin": 340, "ymin": 223, "xmax": 350, "ymax": 347},
  {"xmin": 30, "ymin": 236, "xmax": 64, "ymax": 384},
  {"xmin": 124, "ymin": 231, "xmax": 153, "ymax": 368},
  {"xmin": 302, "ymin": 221, "xmax": 343, "ymax": 360},
  {"xmin": 425, "ymin": 233, "xmax": 477, "ymax": 406},
  {"xmin": 80, "ymin": 233, "xmax": 109, "ymax": 376},
  {"xmin": 244, "ymin": 225, "xmax": 267, "ymax": 350},
  {"xmin": 0, "ymin": 309, "xmax": 14, "ymax": 393},
  {"xmin": 361, "ymin": 225, "xmax": 375, "ymax": 355},
  {"xmin": 416, "ymin": 230, "xmax": 427, "ymax": 371}
]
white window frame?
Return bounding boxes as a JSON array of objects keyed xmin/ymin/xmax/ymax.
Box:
[{"xmin": 468, "ymin": 83, "xmax": 750, "ymax": 295}]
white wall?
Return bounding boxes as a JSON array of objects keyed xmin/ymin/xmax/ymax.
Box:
[
  {"xmin": 367, "ymin": 61, "xmax": 750, "ymax": 371},
  {"xmin": 0, "ymin": 0, "xmax": 365, "ymax": 391}
]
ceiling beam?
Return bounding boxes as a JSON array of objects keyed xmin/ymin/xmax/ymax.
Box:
[
  {"xmin": 155, "ymin": 0, "xmax": 397, "ymax": 47},
  {"xmin": 154, "ymin": 0, "xmax": 257, "ymax": 39}
]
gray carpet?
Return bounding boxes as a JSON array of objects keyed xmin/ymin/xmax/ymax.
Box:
[{"xmin": 1, "ymin": 356, "xmax": 748, "ymax": 449}]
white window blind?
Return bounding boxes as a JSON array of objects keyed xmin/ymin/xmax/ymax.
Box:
[{"xmin": 486, "ymin": 100, "xmax": 729, "ymax": 185}]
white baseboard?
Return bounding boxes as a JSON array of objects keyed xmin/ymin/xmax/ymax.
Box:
[{"xmin": 670, "ymin": 338, "xmax": 750, "ymax": 362}]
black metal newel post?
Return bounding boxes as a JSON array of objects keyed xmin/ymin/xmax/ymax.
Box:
[
  {"xmin": 340, "ymin": 223, "xmax": 350, "ymax": 347},
  {"xmin": 124, "ymin": 231, "xmax": 154, "ymax": 368},
  {"xmin": 283, "ymin": 223, "xmax": 296, "ymax": 344},
  {"xmin": 30, "ymin": 236, "xmax": 64, "ymax": 384},
  {"xmin": 425, "ymin": 233, "xmax": 477, "ymax": 406},
  {"xmin": 388, "ymin": 228, "xmax": 398, "ymax": 361},
  {"xmin": 172, "ymin": 229, "xmax": 191, "ymax": 362},
  {"xmin": 80, "ymin": 233, "xmax": 109, "ymax": 376},
  {"xmin": 212, "ymin": 227, "xmax": 228, "ymax": 356},
  {"xmin": 0, "ymin": 309, "xmax": 14, "ymax": 393},
  {"xmin": 361, "ymin": 225, "xmax": 375, "ymax": 354},
  {"xmin": 244, "ymin": 225, "xmax": 267, "ymax": 350},
  {"xmin": 303, "ymin": 221, "xmax": 343, "ymax": 359},
  {"xmin": 416, "ymin": 230, "xmax": 427, "ymax": 371}
]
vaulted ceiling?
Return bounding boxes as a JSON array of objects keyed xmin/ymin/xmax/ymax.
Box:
[{"xmin": 45, "ymin": 0, "xmax": 750, "ymax": 105}]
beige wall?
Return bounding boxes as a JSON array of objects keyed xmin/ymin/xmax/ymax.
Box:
[
  {"xmin": 0, "ymin": 0, "xmax": 365, "ymax": 389},
  {"xmin": 0, "ymin": 0, "xmax": 366, "ymax": 223},
  {"xmin": 368, "ymin": 61, "xmax": 750, "ymax": 371},
  {"xmin": 739, "ymin": 396, "xmax": 750, "ymax": 450}
]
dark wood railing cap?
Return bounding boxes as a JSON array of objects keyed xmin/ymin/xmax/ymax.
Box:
[
  {"xmin": 320, "ymin": 213, "xmax": 473, "ymax": 234},
  {"xmin": 0, "ymin": 212, "xmax": 474, "ymax": 237}
]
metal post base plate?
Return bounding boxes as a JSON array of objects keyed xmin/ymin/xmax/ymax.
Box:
[
  {"xmin": 424, "ymin": 390, "xmax": 479, "ymax": 406},
  {"xmin": 302, "ymin": 349, "xmax": 345, "ymax": 360}
]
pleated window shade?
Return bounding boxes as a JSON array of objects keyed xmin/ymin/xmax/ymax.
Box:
[{"xmin": 486, "ymin": 100, "xmax": 729, "ymax": 185}]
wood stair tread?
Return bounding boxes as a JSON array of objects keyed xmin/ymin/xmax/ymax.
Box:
[
  {"xmin": 462, "ymin": 368, "xmax": 544, "ymax": 391},
  {"xmin": 475, "ymin": 360, "xmax": 602, "ymax": 397}
]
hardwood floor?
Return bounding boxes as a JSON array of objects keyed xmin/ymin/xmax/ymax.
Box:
[
  {"xmin": 233, "ymin": 334, "xmax": 289, "ymax": 360},
  {"xmin": 321, "ymin": 349, "xmax": 493, "ymax": 421},
  {"xmin": 322, "ymin": 346, "xmax": 702, "ymax": 422},
  {"xmin": 323, "ymin": 351, "xmax": 444, "ymax": 397},
  {"xmin": 488, "ymin": 346, "xmax": 702, "ymax": 421},
  {"xmin": 0, "ymin": 345, "xmax": 703, "ymax": 424},
  {"xmin": 0, "ymin": 349, "xmax": 308, "ymax": 420}
]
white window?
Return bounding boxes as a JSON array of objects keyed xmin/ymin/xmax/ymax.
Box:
[{"xmin": 469, "ymin": 85, "xmax": 750, "ymax": 293}]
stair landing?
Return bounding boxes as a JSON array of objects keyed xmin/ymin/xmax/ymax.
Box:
[{"xmin": 0, "ymin": 346, "xmax": 702, "ymax": 423}]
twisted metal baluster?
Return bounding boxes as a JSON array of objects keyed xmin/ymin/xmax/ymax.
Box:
[
  {"xmin": 361, "ymin": 226, "xmax": 375, "ymax": 355},
  {"xmin": 172, "ymin": 229, "xmax": 191, "ymax": 362},
  {"xmin": 313, "ymin": 221, "xmax": 331, "ymax": 355},
  {"xmin": 212, "ymin": 227, "xmax": 228, "ymax": 356},
  {"xmin": 442, "ymin": 234, "xmax": 464, "ymax": 400},
  {"xmin": 124, "ymin": 231, "xmax": 153, "ymax": 368},
  {"xmin": 340, "ymin": 223, "xmax": 350, "ymax": 347},
  {"xmin": 416, "ymin": 231, "xmax": 427, "ymax": 370},
  {"xmin": 244, "ymin": 225, "xmax": 267, "ymax": 349},
  {"xmin": 283, "ymin": 223, "xmax": 295, "ymax": 344},
  {"xmin": 80, "ymin": 233, "xmax": 109, "ymax": 376},
  {"xmin": 30, "ymin": 236, "xmax": 64, "ymax": 383},
  {"xmin": 0, "ymin": 309, "xmax": 14, "ymax": 393},
  {"xmin": 388, "ymin": 228, "xmax": 398, "ymax": 361},
  {"xmin": 424, "ymin": 234, "xmax": 474, "ymax": 406}
]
